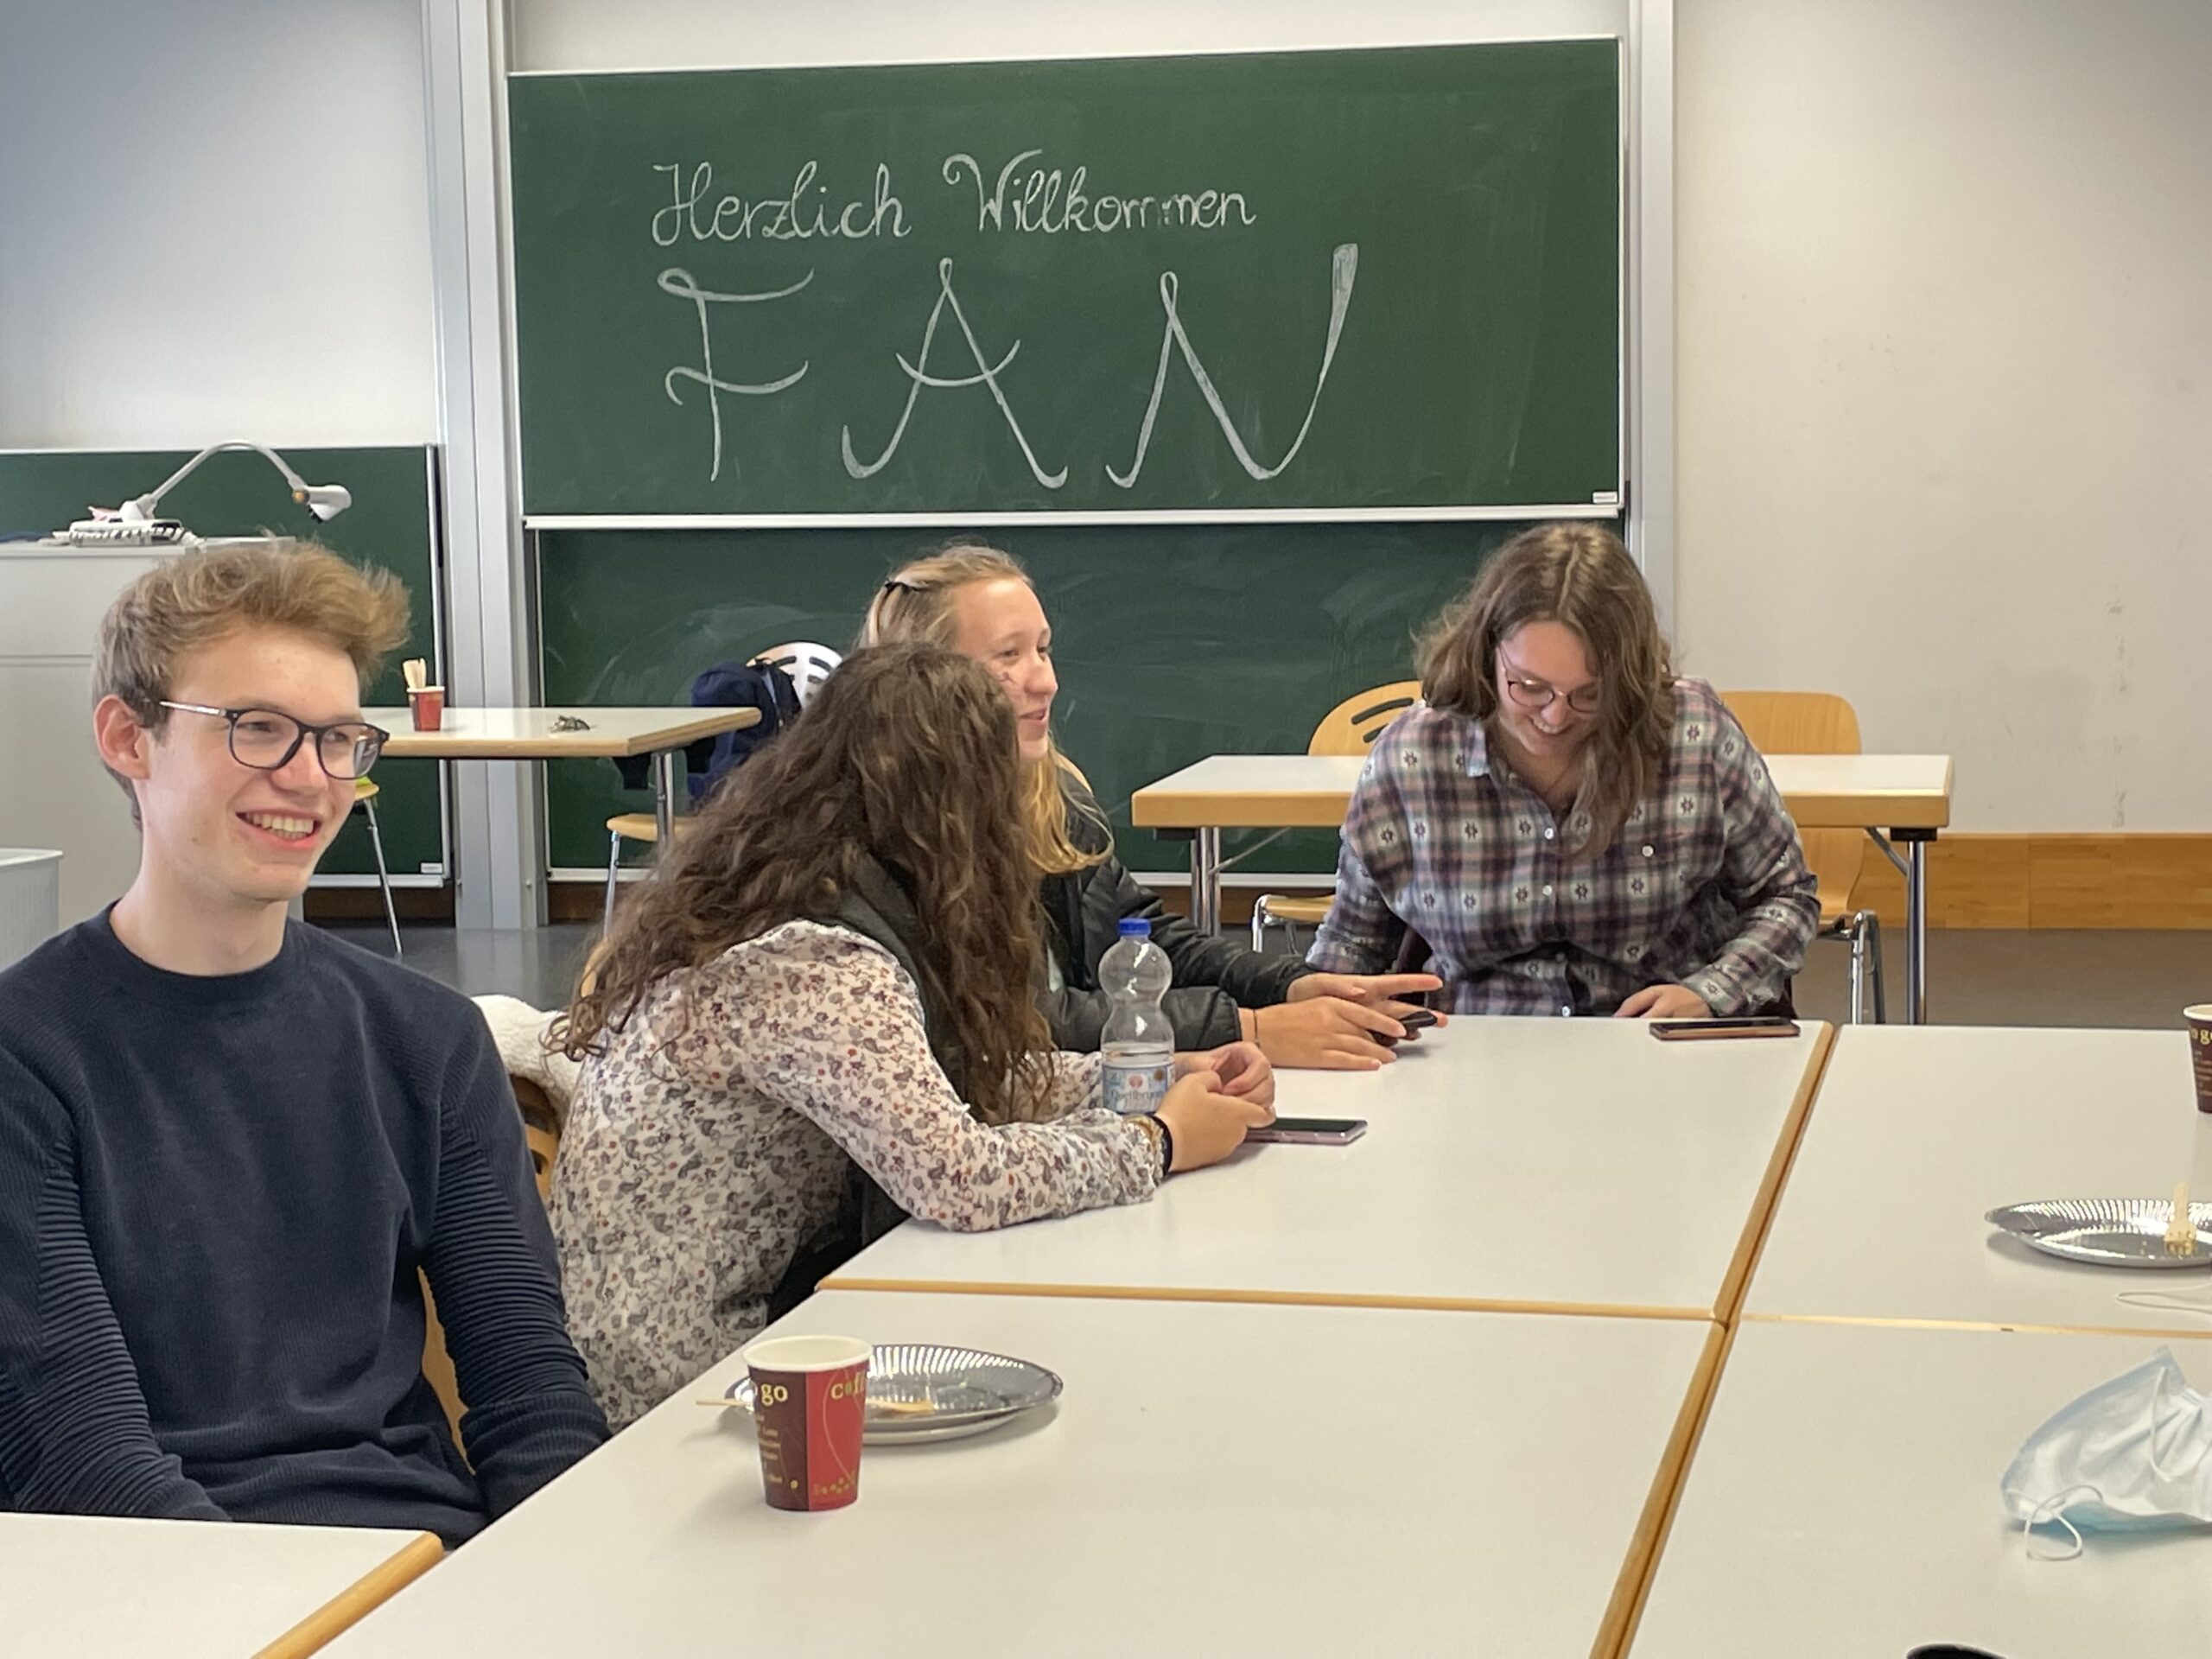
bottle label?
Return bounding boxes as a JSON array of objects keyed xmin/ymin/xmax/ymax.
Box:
[{"xmin": 1102, "ymin": 1058, "xmax": 1173, "ymax": 1116}]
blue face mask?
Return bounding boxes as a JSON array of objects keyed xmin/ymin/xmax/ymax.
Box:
[{"xmin": 2000, "ymin": 1348, "xmax": 2212, "ymax": 1560}]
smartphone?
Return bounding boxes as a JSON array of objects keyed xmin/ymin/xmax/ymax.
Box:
[
  {"xmin": 1395, "ymin": 1008, "xmax": 1439, "ymax": 1032},
  {"xmin": 1649, "ymin": 1016, "xmax": 1800, "ymax": 1041},
  {"xmin": 1244, "ymin": 1116, "xmax": 1369, "ymax": 1146}
]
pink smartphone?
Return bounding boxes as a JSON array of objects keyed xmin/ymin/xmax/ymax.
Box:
[
  {"xmin": 1243, "ymin": 1116, "xmax": 1368, "ymax": 1146},
  {"xmin": 1648, "ymin": 1016, "xmax": 1800, "ymax": 1041}
]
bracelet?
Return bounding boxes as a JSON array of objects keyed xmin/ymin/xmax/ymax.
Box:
[{"xmin": 1153, "ymin": 1113, "xmax": 1175, "ymax": 1177}]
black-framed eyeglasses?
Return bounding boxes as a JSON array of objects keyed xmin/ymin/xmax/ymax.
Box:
[
  {"xmin": 158, "ymin": 702, "xmax": 390, "ymax": 780},
  {"xmin": 1497, "ymin": 658, "xmax": 1602, "ymax": 716}
]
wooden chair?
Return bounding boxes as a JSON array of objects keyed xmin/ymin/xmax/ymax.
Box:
[
  {"xmin": 1249, "ymin": 680, "xmax": 1423, "ymax": 950},
  {"xmin": 1719, "ymin": 690, "xmax": 1887, "ymax": 1023},
  {"xmin": 601, "ymin": 644, "xmax": 843, "ymax": 928},
  {"xmin": 418, "ymin": 1073, "xmax": 563, "ymax": 1447},
  {"xmin": 353, "ymin": 779, "xmax": 401, "ymax": 956}
]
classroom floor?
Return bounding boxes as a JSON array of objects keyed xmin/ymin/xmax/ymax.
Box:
[{"xmin": 327, "ymin": 920, "xmax": 2210, "ymax": 1030}]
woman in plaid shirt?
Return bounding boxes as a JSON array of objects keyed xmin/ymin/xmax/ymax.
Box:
[{"xmin": 1310, "ymin": 524, "xmax": 1818, "ymax": 1019}]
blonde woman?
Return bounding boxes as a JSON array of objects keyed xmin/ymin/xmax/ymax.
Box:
[
  {"xmin": 861, "ymin": 544, "xmax": 1440, "ymax": 1071},
  {"xmin": 1311, "ymin": 524, "xmax": 1818, "ymax": 1017}
]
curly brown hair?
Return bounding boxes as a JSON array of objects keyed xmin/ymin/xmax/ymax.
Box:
[
  {"xmin": 1418, "ymin": 523, "xmax": 1676, "ymax": 859},
  {"xmin": 558, "ymin": 642, "xmax": 1057, "ymax": 1125}
]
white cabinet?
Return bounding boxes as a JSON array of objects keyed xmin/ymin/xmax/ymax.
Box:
[{"xmin": 0, "ymin": 542, "xmax": 180, "ymax": 925}]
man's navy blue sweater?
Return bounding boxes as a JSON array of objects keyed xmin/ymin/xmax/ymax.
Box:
[{"xmin": 0, "ymin": 913, "xmax": 607, "ymax": 1542}]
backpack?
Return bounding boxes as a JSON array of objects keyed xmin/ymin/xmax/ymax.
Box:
[{"xmin": 611, "ymin": 656, "xmax": 804, "ymax": 800}]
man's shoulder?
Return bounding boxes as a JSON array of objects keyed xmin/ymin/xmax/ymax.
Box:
[
  {"xmin": 291, "ymin": 925, "xmax": 494, "ymax": 1060},
  {"xmin": 0, "ymin": 918, "xmax": 106, "ymax": 1028}
]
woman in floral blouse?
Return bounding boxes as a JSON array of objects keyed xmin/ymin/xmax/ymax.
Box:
[
  {"xmin": 550, "ymin": 644, "xmax": 1274, "ymax": 1427},
  {"xmin": 1310, "ymin": 524, "xmax": 1819, "ymax": 1020}
]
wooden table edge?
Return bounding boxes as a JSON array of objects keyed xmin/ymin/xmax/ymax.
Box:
[
  {"xmin": 1715, "ymin": 1023, "xmax": 1838, "ymax": 1325},
  {"xmin": 1128, "ymin": 791, "xmax": 1354, "ymax": 830},
  {"xmin": 1735, "ymin": 1310, "xmax": 2212, "ymax": 1342},
  {"xmin": 1599, "ymin": 1321, "xmax": 1733, "ymax": 1659},
  {"xmin": 814, "ymin": 1276, "xmax": 1720, "ymax": 1322},
  {"xmin": 251, "ymin": 1530, "xmax": 443, "ymax": 1659},
  {"xmin": 373, "ymin": 706, "xmax": 760, "ymax": 760}
]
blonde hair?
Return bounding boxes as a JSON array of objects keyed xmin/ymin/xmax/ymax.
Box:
[
  {"xmin": 857, "ymin": 542, "xmax": 1106, "ymax": 875},
  {"xmin": 1418, "ymin": 523, "xmax": 1675, "ymax": 859},
  {"xmin": 96, "ymin": 537, "xmax": 410, "ymax": 813}
]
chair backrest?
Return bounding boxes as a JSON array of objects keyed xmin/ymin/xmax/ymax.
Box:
[
  {"xmin": 1308, "ymin": 680, "xmax": 1423, "ymax": 756},
  {"xmin": 1719, "ymin": 690, "xmax": 1865, "ymax": 914},
  {"xmin": 753, "ymin": 641, "xmax": 842, "ymax": 705}
]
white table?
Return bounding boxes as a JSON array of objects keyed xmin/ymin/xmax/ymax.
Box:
[
  {"xmin": 0, "ymin": 1512, "xmax": 440, "ymax": 1659},
  {"xmin": 1128, "ymin": 749, "xmax": 1955, "ymax": 1021},
  {"xmin": 826, "ymin": 1019, "xmax": 1831, "ymax": 1322},
  {"xmin": 328, "ymin": 1291, "xmax": 1722, "ymax": 1659},
  {"xmin": 363, "ymin": 705, "xmax": 761, "ymax": 843},
  {"xmin": 1629, "ymin": 1321, "xmax": 2212, "ymax": 1657},
  {"xmin": 1745, "ymin": 1025, "xmax": 2212, "ymax": 1339}
]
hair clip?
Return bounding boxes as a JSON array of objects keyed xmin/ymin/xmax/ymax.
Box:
[{"xmin": 880, "ymin": 577, "xmax": 914, "ymax": 594}]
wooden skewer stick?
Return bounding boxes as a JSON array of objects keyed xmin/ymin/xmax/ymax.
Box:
[{"xmin": 2165, "ymin": 1181, "xmax": 2196, "ymax": 1255}]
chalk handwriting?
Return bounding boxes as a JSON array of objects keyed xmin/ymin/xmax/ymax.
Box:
[
  {"xmin": 943, "ymin": 150, "xmax": 1255, "ymax": 235},
  {"xmin": 658, "ymin": 267, "xmax": 813, "ymax": 481},
  {"xmin": 841, "ymin": 257, "xmax": 1067, "ymax": 488},
  {"xmin": 1109, "ymin": 243, "xmax": 1357, "ymax": 487},
  {"xmin": 652, "ymin": 162, "xmax": 907, "ymax": 246}
]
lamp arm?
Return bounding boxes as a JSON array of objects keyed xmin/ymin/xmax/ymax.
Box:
[{"xmin": 123, "ymin": 442, "xmax": 327, "ymax": 520}]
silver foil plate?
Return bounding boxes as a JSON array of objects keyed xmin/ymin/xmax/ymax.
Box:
[
  {"xmin": 1986, "ymin": 1198, "xmax": 2212, "ymax": 1269},
  {"xmin": 727, "ymin": 1343, "xmax": 1062, "ymax": 1443}
]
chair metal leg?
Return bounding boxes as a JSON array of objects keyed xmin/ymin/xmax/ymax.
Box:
[
  {"xmin": 1859, "ymin": 910, "xmax": 1887, "ymax": 1024},
  {"xmin": 1847, "ymin": 919, "xmax": 1866, "ymax": 1025},
  {"xmin": 362, "ymin": 797, "xmax": 401, "ymax": 957},
  {"xmin": 603, "ymin": 830, "xmax": 624, "ymax": 932},
  {"xmin": 1250, "ymin": 897, "xmax": 1270, "ymax": 953}
]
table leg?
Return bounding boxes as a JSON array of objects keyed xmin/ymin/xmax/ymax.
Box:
[
  {"xmin": 1190, "ymin": 827, "xmax": 1223, "ymax": 938},
  {"xmin": 652, "ymin": 749, "xmax": 679, "ymax": 849},
  {"xmin": 1899, "ymin": 829, "xmax": 1933, "ymax": 1025}
]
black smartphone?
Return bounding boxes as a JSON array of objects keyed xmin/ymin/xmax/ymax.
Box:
[
  {"xmin": 1396, "ymin": 1008, "xmax": 1439, "ymax": 1032},
  {"xmin": 1244, "ymin": 1116, "xmax": 1369, "ymax": 1146},
  {"xmin": 1649, "ymin": 1016, "xmax": 1800, "ymax": 1041}
]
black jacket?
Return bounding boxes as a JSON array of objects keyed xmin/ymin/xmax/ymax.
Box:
[
  {"xmin": 1035, "ymin": 779, "xmax": 1313, "ymax": 1050},
  {"xmin": 768, "ymin": 858, "xmax": 935, "ymax": 1313}
]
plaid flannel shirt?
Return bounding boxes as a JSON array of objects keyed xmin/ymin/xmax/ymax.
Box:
[{"xmin": 1308, "ymin": 678, "xmax": 1819, "ymax": 1016}]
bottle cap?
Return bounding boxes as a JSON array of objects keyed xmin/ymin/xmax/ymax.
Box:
[{"xmin": 1116, "ymin": 918, "xmax": 1152, "ymax": 939}]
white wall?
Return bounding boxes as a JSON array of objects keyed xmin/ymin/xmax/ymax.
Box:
[
  {"xmin": 1676, "ymin": 0, "xmax": 2212, "ymax": 832},
  {"xmin": 512, "ymin": 0, "xmax": 1630, "ymax": 72},
  {"xmin": 0, "ymin": 0, "xmax": 436, "ymax": 447}
]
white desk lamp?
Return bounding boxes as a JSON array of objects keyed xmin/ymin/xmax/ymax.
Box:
[{"xmin": 57, "ymin": 442, "xmax": 353, "ymax": 545}]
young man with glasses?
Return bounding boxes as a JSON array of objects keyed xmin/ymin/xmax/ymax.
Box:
[{"xmin": 0, "ymin": 540, "xmax": 607, "ymax": 1541}]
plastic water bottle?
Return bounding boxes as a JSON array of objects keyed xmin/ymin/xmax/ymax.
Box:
[{"xmin": 1100, "ymin": 918, "xmax": 1174, "ymax": 1116}]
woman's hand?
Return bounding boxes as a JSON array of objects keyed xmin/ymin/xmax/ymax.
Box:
[
  {"xmin": 1287, "ymin": 971, "xmax": 1443, "ymax": 1022},
  {"xmin": 1154, "ymin": 1071, "xmax": 1276, "ymax": 1173},
  {"xmin": 1174, "ymin": 1040, "xmax": 1274, "ymax": 1109},
  {"xmin": 1614, "ymin": 983, "xmax": 1712, "ymax": 1020},
  {"xmin": 1244, "ymin": 995, "xmax": 1407, "ymax": 1070}
]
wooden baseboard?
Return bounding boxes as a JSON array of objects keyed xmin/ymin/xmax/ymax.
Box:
[
  {"xmin": 304, "ymin": 886, "xmax": 455, "ymax": 924},
  {"xmin": 548, "ymin": 834, "xmax": 2212, "ymax": 933},
  {"xmin": 1848, "ymin": 834, "xmax": 2212, "ymax": 930}
]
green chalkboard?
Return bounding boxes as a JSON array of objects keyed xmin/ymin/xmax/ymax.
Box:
[
  {"xmin": 0, "ymin": 447, "xmax": 446, "ymax": 882},
  {"xmin": 510, "ymin": 41, "xmax": 1620, "ymax": 517},
  {"xmin": 538, "ymin": 522, "xmax": 1523, "ymax": 879}
]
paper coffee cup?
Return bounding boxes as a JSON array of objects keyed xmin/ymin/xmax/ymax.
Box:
[
  {"xmin": 741, "ymin": 1334, "xmax": 869, "ymax": 1512},
  {"xmin": 407, "ymin": 686, "xmax": 445, "ymax": 732},
  {"xmin": 2187, "ymin": 1005, "xmax": 2212, "ymax": 1115}
]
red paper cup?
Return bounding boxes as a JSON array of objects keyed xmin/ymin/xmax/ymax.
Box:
[
  {"xmin": 2187, "ymin": 1005, "xmax": 2212, "ymax": 1115},
  {"xmin": 741, "ymin": 1334, "xmax": 869, "ymax": 1511},
  {"xmin": 408, "ymin": 686, "xmax": 445, "ymax": 732}
]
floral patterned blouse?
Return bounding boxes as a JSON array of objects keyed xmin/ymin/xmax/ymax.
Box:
[{"xmin": 548, "ymin": 921, "xmax": 1159, "ymax": 1427}]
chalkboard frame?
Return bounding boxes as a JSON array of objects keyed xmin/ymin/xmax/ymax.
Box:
[{"xmin": 509, "ymin": 36, "xmax": 1629, "ymax": 529}]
